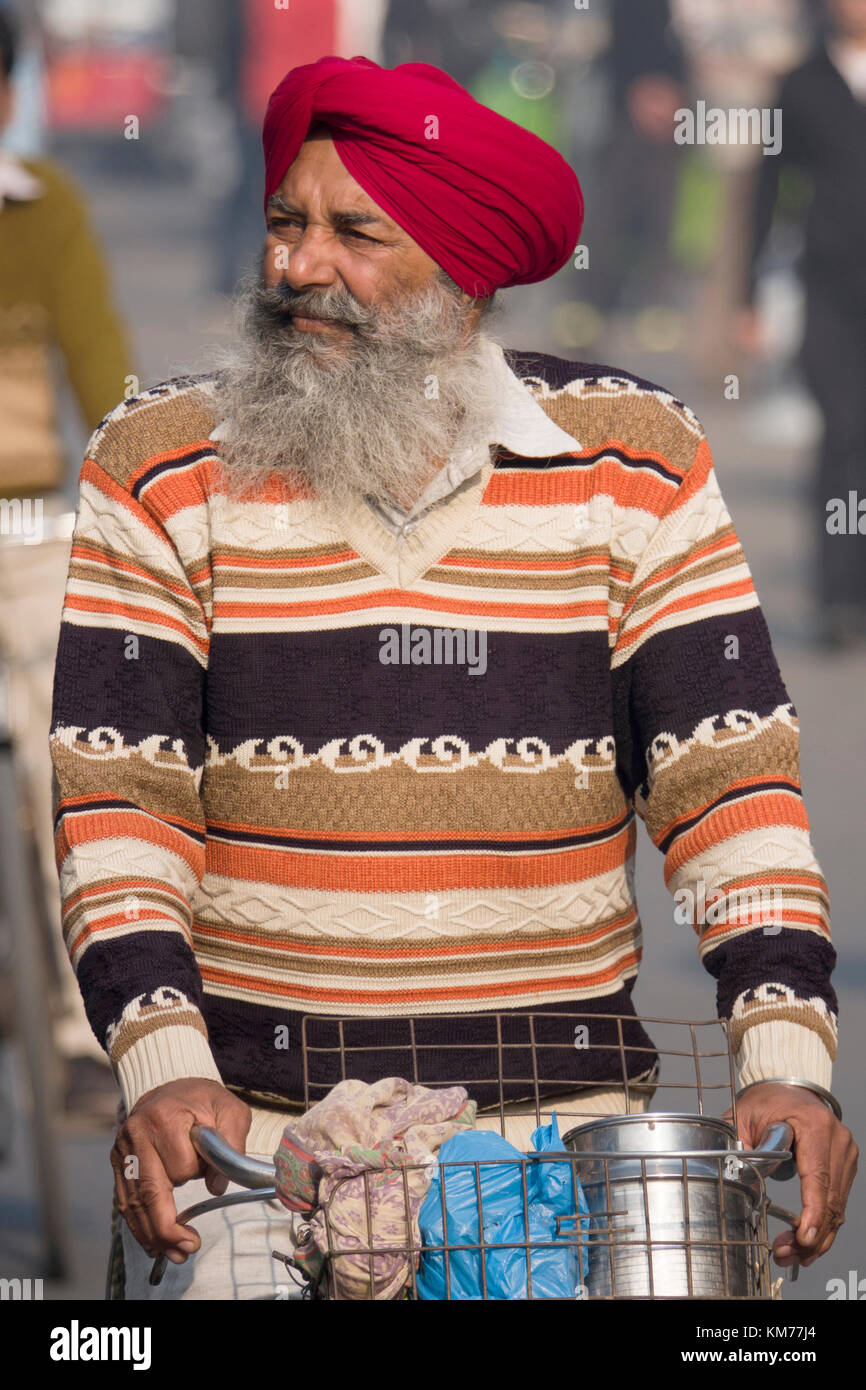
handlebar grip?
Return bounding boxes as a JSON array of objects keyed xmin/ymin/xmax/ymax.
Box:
[
  {"xmin": 736, "ymin": 1120, "xmax": 796, "ymax": 1183},
  {"xmin": 190, "ymin": 1123, "xmax": 277, "ymax": 1189}
]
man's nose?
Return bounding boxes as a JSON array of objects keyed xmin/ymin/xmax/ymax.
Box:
[{"xmin": 279, "ymin": 226, "xmax": 340, "ymax": 291}]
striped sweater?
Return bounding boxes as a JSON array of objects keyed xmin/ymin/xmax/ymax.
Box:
[{"xmin": 49, "ymin": 349, "xmax": 837, "ymax": 1114}]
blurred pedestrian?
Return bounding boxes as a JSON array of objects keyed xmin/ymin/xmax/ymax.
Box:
[
  {"xmin": 581, "ymin": 0, "xmax": 687, "ymax": 328},
  {"xmin": 0, "ymin": 6, "xmax": 136, "ymax": 1118},
  {"xmin": 742, "ymin": 0, "xmax": 866, "ymax": 645}
]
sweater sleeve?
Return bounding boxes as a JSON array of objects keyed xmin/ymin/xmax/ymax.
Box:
[
  {"xmin": 610, "ymin": 428, "xmax": 836, "ymax": 1089},
  {"xmin": 42, "ymin": 162, "xmax": 137, "ymax": 430},
  {"xmin": 49, "ymin": 409, "xmax": 221, "ymax": 1112}
]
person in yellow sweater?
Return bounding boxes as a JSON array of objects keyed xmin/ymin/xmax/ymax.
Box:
[{"xmin": 0, "ymin": 8, "xmax": 135, "ymax": 1117}]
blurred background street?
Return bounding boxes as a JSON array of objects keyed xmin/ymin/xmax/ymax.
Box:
[{"xmin": 0, "ymin": 0, "xmax": 863, "ymax": 1303}]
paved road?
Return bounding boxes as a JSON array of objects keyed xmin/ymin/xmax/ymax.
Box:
[{"xmin": 1, "ymin": 163, "xmax": 862, "ymax": 1303}]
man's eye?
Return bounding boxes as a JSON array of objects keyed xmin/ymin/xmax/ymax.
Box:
[{"xmin": 267, "ymin": 220, "xmax": 378, "ymax": 244}]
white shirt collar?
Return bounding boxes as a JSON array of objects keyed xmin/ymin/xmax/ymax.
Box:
[
  {"xmin": 364, "ymin": 339, "xmax": 581, "ymax": 524},
  {"xmin": 480, "ymin": 336, "xmax": 581, "ymax": 457},
  {"xmin": 0, "ymin": 150, "xmax": 45, "ymax": 211}
]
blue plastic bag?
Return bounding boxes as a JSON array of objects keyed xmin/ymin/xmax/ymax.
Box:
[{"xmin": 416, "ymin": 1112, "xmax": 589, "ymax": 1300}]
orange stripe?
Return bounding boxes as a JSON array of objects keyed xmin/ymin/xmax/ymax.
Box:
[
  {"xmin": 620, "ymin": 532, "xmax": 740, "ymax": 622},
  {"xmin": 212, "ymin": 591, "xmax": 609, "ymax": 622},
  {"xmin": 56, "ymin": 809, "xmax": 205, "ymax": 876},
  {"xmin": 67, "ymin": 908, "xmax": 191, "ymax": 952},
  {"xmin": 212, "ymin": 549, "xmax": 362, "ymax": 571},
  {"xmin": 199, "ymin": 952, "xmax": 642, "ymax": 1004},
  {"xmin": 484, "ymin": 454, "xmax": 679, "ymax": 516},
  {"xmin": 64, "ymin": 593, "xmax": 210, "ymax": 655},
  {"xmin": 664, "ymin": 795, "xmax": 810, "ymax": 880},
  {"xmin": 699, "ymin": 909, "xmax": 830, "ymax": 946},
  {"xmin": 207, "ymin": 469, "xmax": 315, "ymax": 505},
  {"xmin": 616, "ymin": 578, "xmax": 756, "ymax": 654},
  {"xmin": 656, "ymin": 776, "xmax": 801, "ymax": 843},
  {"xmin": 206, "ymin": 824, "xmax": 635, "ymax": 893}
]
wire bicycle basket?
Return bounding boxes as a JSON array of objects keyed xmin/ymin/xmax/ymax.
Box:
[{"xmin": 148, "ymin": 1011, "xmax": 800, "ymax": 1300}]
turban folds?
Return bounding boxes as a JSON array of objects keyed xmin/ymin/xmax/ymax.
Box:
[{"xmin": 262, "ymin": 55, "xmax": 584, "ymax": 299}]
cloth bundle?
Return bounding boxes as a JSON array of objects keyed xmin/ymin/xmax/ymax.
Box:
[{"xmin": 273, "ymin": 1076, "xmax": 476, "ymax": 1299}]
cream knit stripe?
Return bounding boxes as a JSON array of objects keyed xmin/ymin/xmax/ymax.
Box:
[
  {"xmin": 735, "ymin": 1020, "xmax": 832, "ymax": 1091},
  {"xmin": 114, "ymin": 1024, "xmax": 223, "ymax": 1114}
]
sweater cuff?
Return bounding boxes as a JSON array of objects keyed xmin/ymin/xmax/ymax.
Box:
[
  {"xmin": 106, "ymin": 987, "xmax": 223, "ymax": 1113},
  {"xmin": 735, "ymin": 1020, "xmax": 833, "ymax": 1092}
]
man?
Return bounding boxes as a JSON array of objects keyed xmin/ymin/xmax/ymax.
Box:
[
  {"xmin": 49, "ymin": 55, "xmax": 855, "ymax": 1299},
  {"xmin": 742, "ymin": 0, "xmax": 866, "ymax": 646},
  {"xmin": 0, "ymin": 7, "xmax": 134, "ymax": 1118}
]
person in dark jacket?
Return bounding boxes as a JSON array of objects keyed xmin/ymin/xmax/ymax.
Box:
[{"xmin": 743, "ymin": 0, "xmax": 866, "ymax": 646}]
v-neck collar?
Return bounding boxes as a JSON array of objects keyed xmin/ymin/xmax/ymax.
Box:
[{"xmin": 324, "ymin": 453, "xmax": 498, "ymax": 588}]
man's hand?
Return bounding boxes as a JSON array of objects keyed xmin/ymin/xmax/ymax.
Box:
[
  {"xmin": 111, "ymin": 1079, "xmax": 252, "ymax": 1265},
  {"xmin": 733, "ymin": 1082, "xmax": 858, "ymax": 1268}
]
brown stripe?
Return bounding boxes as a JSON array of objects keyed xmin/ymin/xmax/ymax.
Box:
[
  {"xmin": 202, "ymin": 755, "xmax": 628, "ymax": 835},
  {"xmin": 730, "ymin": 1006, "xmax": 837, "ymax": 1062},
  {"xmin": 624, "ymin": 529, "xmax": 740, "ymax": 618},
  {"xmin": 533, "ymin": 381, "xmax": 701, "ymax": 472},
  {"xmin": 190, "ymin": 920, "xmax": 639, "ymax": 979},
  {"xmin": 110, "ymin": 1008, "xmax": 209, "ymax": 1064}
]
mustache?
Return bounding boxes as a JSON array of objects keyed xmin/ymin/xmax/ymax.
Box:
[{"xmin": 251, "ymin": 280, "xmax": 376, "ymax": 331}]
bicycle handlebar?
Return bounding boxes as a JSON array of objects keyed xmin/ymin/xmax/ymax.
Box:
[
  {"xmin": 187, "ymin": 1119, "xmax": 795, "ymax": 1188},
  {"xmin": 145, "ymin": 1119, "xmax": 797, "ymax": 1290},
  {"xmin": 190, "ymin": 1123, "xmax": 276, "ymax": 1188}
]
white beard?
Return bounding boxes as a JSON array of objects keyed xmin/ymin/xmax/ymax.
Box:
[{"xmin": 207, "ymin": 262, "xmax": 505, "ymax": 511}]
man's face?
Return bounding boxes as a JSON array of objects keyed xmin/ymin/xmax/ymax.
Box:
[
  {"xmin": 262, "ymin": 131, "xmax": 451, "ymax": 342},
  {"xmin": 211, "ymin": 133, "xmax": 501, "ymax": 510}
]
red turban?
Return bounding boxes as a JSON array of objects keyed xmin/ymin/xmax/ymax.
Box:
[{"xmin": 262, "ymin": 55, "xmax": 584, "ymax": 299}]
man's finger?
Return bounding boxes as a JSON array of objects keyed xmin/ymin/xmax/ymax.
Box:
[
  {"xmin": 126, "ymin": 1144, "xmax": 200, "ymax": 1257},
  {"xmin": 791, "ymin": 1110, "xmax": 835, "ymax": 1241},
  {"xmin": 204, "ymin": 1166, "xmax": 229, "ymax": 1198},
  {"xmin": 111, "ymin": 1140, "xmax": 160, "ymax": 1254},
  {"xmin": 212, "ymin": 1094, "xmax": 254, "ymax": 1156},
  {"xmin": 798, "ymin": 1116, "xmax": 855, "ymax": 1252}
]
